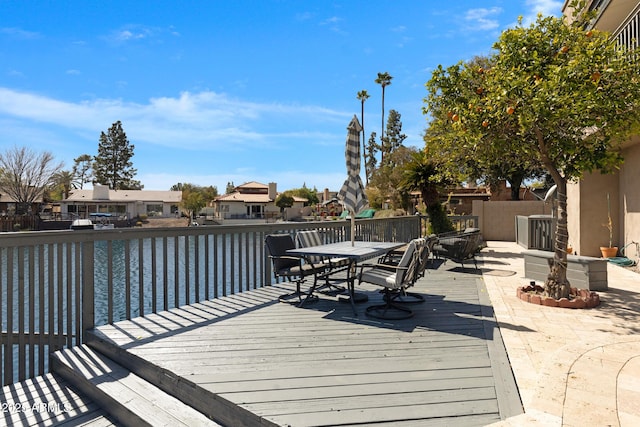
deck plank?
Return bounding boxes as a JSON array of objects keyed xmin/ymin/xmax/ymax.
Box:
[
  {"xmin": 88, "ymin": 261, "xmax": 522, "ymax": 426},
  {"xmin": 0, "ymin": 373, "xmax": 120, "ymax": 427}
]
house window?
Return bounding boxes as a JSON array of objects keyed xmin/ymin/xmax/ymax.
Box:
[{"xmin": 146, "ymin": 204, "xmax": 163, "ymax": 216}]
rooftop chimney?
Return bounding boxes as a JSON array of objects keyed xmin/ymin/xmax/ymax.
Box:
[
  {"xmin": 93, "ymin": 185, "xmax": 110, "ymax": 200},
  {"xmin": 268, "ymin": 182, "xmax": 277, "ymax": 201}
]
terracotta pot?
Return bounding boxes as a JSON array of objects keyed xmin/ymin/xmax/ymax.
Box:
[{"xmin": 600, "ymin": 246, "xmax": 618, "ymax": 258}]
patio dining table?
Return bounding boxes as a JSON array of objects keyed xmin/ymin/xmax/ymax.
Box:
[{"xmin": 287, "ymin": 240, "xmax": 405, "ymax": 315}]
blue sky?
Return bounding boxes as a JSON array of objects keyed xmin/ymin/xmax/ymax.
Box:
[{"xmin": 0, "ymin": 0, "xmax": 563, "ymax": 192}]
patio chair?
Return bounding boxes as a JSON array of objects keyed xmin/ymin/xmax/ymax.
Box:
[
  {"xmin": 377, "ymin": 237, "xmax": 431, "ymax": 304},
  {"xmin": 265, "ymin": 234, "xmax": 324, "ymax": 306},
  {"xmin": 295, "ymin": 230, "xmax": 348, "ymax": 294},
  {"xmin": 358, "ymin": 239, "xmax": 422, "ymax": 320},
  {"xmin": 432, "ymin": 228, "xmax": 482, "ymax": 269}
]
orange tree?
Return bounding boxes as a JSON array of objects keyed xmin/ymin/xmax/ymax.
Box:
[
  {"xmin": 423, "ymin": 55, "xmax": 545, "ymax": 201},
  {"xmin": 424, "ymin": 2, "xmax": 640, "ymax": 299}
]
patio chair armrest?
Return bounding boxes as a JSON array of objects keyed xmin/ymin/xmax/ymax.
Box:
[{"xmin": 269, "ymin": 254, "xmax": 301, "ymax": 262}]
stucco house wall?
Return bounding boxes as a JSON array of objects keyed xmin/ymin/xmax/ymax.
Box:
[
  {"xmin": 563, "ymin": 0, "xmax": 640, "ymax": 262},
  {"xmin": 472, "ymin": 200, "xmax": 548, "ymax": 241}
]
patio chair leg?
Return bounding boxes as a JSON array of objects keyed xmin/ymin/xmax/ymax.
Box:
[
  {"xmin": 365, "ymin": 289, "xmax": 413, "ymax": 320},
  {"xmin": 279, "ymin": 280, "xmax": 317, "ymax": 305},
  {"xmin": 298, "ymin": 282, "xmax": 320, "ymax": 307},
  {"xmin": 278, "ymin": 289, "xmax": 304, "ymax": 304},
  {"xmin": 384, "ymin": 289, "xmax": 425, "ymax": 304}
]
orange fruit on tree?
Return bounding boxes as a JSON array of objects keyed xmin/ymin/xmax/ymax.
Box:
[
  {"xmin": 506, "ymin": 106, "xmax": 515, "ymax": 115},
  {"xmin": 482, "ymin": 120, "xmax": 489, "ymax": 128},
  {"xmin": 451, "ymin": 114, "xmax": 459, "ymax": 122}
]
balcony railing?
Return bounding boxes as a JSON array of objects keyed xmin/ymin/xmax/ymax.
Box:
[
  {"xmin": 613, "ymin": 2, "xmax": 640, "ymax": 52},
  {"xmin": 0, "ymin": 216, "xmax": 420, "ymax": 385},
  {"xmin": 612, "ymin": 3, "xmax": 640, "ymax": 54}
]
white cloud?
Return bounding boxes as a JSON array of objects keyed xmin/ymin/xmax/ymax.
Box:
[
  {"xmin": 319, "ymin": 16, "xmax": 347, "ymax": 34},
  {"xmin": 0, "ymin": 87, "xmax": 348, "ymax": 152},
  {"xmin": 465, "ymin": 7, "xmax": 502, "ymax": 31},
  {"xmin": 522, "ymin": 0, "xmax": 563, "ymax": 24},
  {"xmin": 111, "ymin": 29, "xmax": 147, "ymax": 42},
  {"xmin": 0, "ymin": 27, "xmax": 40, "ymax": 39}
]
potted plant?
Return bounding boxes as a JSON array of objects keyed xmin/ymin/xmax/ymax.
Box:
[{"xmin": 600, "ymin": 193, "xmax": 618, "ymax": 258}]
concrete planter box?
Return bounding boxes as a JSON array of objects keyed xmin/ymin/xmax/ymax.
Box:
[{"xmin": 523, "ymin": 249, "xmax": 608, "ymax": 291}]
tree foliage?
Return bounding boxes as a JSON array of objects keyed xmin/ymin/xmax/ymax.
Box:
[
  {"xmin": 368, "ymin": 109, "xmax": 409, "ymax": 210},
  {"xmin": 379, "ymin": 110, "xmax": 406, "ymax": 168},
  {"xmin": 275, "ymin": 193, "xmax": 294, "ymax": 211},
  {"xmin": 370, "ymin": 145, "xmax": 415, "ymax": 211},
  {"xmin": 72, "ymin": 154, "xmax": 93, "ymax": 189},
  {"xmin": 364, "ymin": 131, "xmax": 378, "ymax": 184},
  {"xmin": 287, "ymin": 184, "xmax": 319, "ymax": 205},
  {"xmin": 94, "ymin": 121, "xmax": 142, "ymax": 190},
  {"xmin": 50, "ymin": 170, "xmax": 77, "ymax": 200},
  {"xmin": 181, "ymin": 191, "xmax": 206, "ymax": 224},
  {"xmin": 170, "ymin": 182, "xmax": 218, "ymax": 204},
  {"xmin": 424, "ymin": 2, "xmax": 640, "ymax": 298},
  {"xmin": 171, "ymin": 182, "xmax": 216, "ymax": 224},
  {"xmin": 400, "ymin": 149, "xmax": 455, "ymax": 234},
  {"xmin": 424, "ymin": 55, "xmax": 546, "ymax": 200},
  {"xmin": 0, "ymin": 146, "xmax": 63, "ymax": 214}
]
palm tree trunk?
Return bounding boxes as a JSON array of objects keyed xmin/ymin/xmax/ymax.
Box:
[
  {"xmin": 380, "ymin": 87, "xmax": 385, "ymax": 164},
  {"xmin": 361, "ymin": 100, "xmax": 368, "ymax": 186}
]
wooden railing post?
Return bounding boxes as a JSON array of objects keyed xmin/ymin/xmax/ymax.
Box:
[{"xmin": 81, "ymin": 240, "xmax": 95, "ymax": 342}]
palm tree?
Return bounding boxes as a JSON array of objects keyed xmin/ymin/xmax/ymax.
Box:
[
  {"xmin": 51, "ymin": 170, "xmax": 77, "ymax": 200},
  {"xmin": 401, "ymin": 150, "xmax": 454, "ymax": 234},
  {"xmin": 375, "ymin": 72, "xmax": 393, "ymax": 163},
  {"xmin": 356, "ymin": 90, "xmax": 370, "ymax": 185}
]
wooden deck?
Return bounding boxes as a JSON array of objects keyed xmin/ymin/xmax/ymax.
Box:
[
  {"xmin": 81, "ymin": 259, "xmax": 522, "ymax": 426},
  {"xmin": 0, "ymin": 373, "xmax": 119, "ymax": 426},
  {"xmin": 1, "ymin": 259, "xmax": 522, "ymax": 426}
]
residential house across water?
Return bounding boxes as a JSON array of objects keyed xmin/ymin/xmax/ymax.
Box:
[
  {"xmin": 60, "ymin": 185, "xmax": 182, "ymax": 220},
  {"xmin": 212, "ymin": 181, "xmax": 306, "ymax": 221}
]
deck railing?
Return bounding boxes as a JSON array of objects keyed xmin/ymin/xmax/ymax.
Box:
[{"xmin": 0, "ymin": 216, "xmax": 419, "ymax": 385}]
